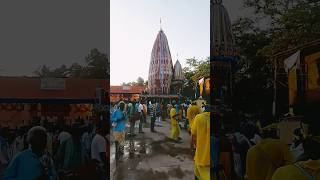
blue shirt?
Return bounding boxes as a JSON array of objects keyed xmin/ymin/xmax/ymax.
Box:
[
  {"xmin": 111, "ymin": 109, "xmax": 127, "ymax": 132},
  {"xmin": 156, "ymin": 104, "xmax": 161, "ymax": 113},
  {"xmin": 3, "ymin": 149, "xmax": 56, "ymax": 180},
  {"xmin": 212, "ymin": 136, "xmax": 219, "ymax": 169}
]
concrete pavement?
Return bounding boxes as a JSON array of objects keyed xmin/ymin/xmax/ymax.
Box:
[{"xmin": 110, "ymin": 117, "xmax": 195, "ymax": 180}]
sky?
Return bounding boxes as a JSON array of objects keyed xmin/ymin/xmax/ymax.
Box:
[
  {"xmin": 110, "ymin": 0, "xmax": 247, "ymax": 85},
  {"xmin": 0, "ymin": 0, "xmax": 109, "ymax": 76},
  {"xmin": 0, "ymin": 0, "xmax": 246, "ymax": 81},
  {"xmin": 110, "ymin": 0, "xmax": 212, "ymax": 85}
]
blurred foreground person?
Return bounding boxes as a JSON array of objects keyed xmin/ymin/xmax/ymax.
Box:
[
  {"xmin": 191, "ymin": 105, "xmax": 210, "ymax": 180},
  {"xmin": 56, "ymin": 125, "xmax": 88, "ymax": 178},
  {"xmin": 272, "ymin": 101, "xmax": 320, "ymax": 180},
  {"xmin": 245, "ymin": 128, "xmax": 293, "ymax": 180},
  {"xmin": 3, "ymin": 126, "xmax": 56, "ymax": 180}
]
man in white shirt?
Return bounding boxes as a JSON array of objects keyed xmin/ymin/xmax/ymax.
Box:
[
  {"xmin": 138, "ymin": 101, "xmax": 144, "ymax": 133},
  {"xmin": 91, "ymin": 125, "xmax": 107, "ymax": 170}
]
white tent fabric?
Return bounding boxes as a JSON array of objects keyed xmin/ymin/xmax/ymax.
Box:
[{"xmin": 284, "ymin": 50, "xmax": 300, "ymax": 73}]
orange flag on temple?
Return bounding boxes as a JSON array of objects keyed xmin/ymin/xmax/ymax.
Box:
[
  {"xmin": 205, "ymin": 78, "xmax": 210, "ymax": 94},
  {"xmin": 199, "ymin": 77, "xmax": 204, "ymax": 98}
]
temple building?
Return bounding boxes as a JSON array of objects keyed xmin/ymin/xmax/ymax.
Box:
[
  {"xmin": 211, "ymin": 0, "xmax": 238, "ymax": 99},
  {"xmin": 148, "ymin": 28, "xmax": 185, "ymax": 96},
  {"xmin": 171, "ymin": 59, "xmax": 185, "ymax": 94}
]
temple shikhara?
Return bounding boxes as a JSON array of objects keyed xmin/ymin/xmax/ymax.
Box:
[
  {"xmin": 147, "ymin": 28, "xmax": 185, "ymax": 96},
  {"xmin": 211, "ymin": 0, "xmax": 238, "ymax": 99}
]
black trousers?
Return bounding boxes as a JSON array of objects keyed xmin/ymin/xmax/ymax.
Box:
[{"xmin": 150, "ymin": 116, "xmax": 156, "ymax": 131}]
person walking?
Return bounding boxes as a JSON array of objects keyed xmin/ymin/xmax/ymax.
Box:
[
  {"xmin": 156, "ymin": 102, "xmax": 161, "ymax": 124},
  {"xmin": 170, "ymin": 101, "xmax": 180, "ymax": 142},
  {"xmin": 149, "ymin": 101, "xmax": 157, "ymax": 133},
  {"xmin": 138, "ymin": 101, "xmax": 145, "ymax": 133},
  {"xmin": 127, "ymin": 100, "xmax": 137, "ymax": 137},
  {"xmin": 111, "ymin": 102, "xmax": 128, "ymax": 159},
  {"xmin": 192, "ymin": 105, "xmax": 210, "ymax": 180}
]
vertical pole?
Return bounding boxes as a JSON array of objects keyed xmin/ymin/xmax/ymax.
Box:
[
  {"xmin": 273, "ymin": 58, "xmax": 277, "ymax": 121},
  {"xmin": 194, "ymin": 82, "xmax": 197, "ymax": 99},
  {"xmin": 229, "ymin": 60, "xmax": 233, "ymax": 97}
]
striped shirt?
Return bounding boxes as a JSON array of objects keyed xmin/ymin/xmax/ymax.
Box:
[{"xmin": 149, "ymin": 105, "xmax": 156, "ymax": 117}]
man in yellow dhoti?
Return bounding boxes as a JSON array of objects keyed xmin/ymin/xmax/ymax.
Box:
[
  {"xmin": 191, "ymin": 106, "xmax": 210, "ymax": 180},
  {"xmin": 170, "ymin": 101, "xmax": 180, "ymax": 141}
]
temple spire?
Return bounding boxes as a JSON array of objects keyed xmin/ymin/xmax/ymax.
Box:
[{"xmin": 160, "ymin": 18, "xmax": 162, "ymax": 30}]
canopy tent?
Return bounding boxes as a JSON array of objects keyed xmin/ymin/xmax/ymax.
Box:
[{"xmin": 272, "ymin": 39, "xmax": 320, "ymax": 117}]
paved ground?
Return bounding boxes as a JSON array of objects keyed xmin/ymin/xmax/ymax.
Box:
[{"xmin": 110, "ymin": 117, "xmax": 195, "ymax": 180}]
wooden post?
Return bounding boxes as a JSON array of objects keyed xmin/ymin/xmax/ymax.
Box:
[
  {"xmin": 229, "ymin": 60, "xmax": 233, "ymax": 97},
  {"xmin": 273, "ymin": 58, "xmax": 277, "ymax": 121}
]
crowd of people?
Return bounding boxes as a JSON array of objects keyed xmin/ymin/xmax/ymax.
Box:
[
  {"xmin": 110, "ymin": 98, "xmax": 211, "ymax": 180},
  {"xmin": 212, "ymin": 100, "xmax": 320, "ymax": 180},
  {"xmin": 0, "ymin": 118, "xmax": 108, "ymax": 180}
]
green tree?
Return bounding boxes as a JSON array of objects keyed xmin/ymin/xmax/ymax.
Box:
[
  {"xmin": 34, "ymin": 65, "xmax": 69, "ymax": 78},
  {"xmin": 69, "ymin": 63, "xmax": 84, "ymax": 78},
  {"xmin": 231, "ymin": 0, "xmax": 320, "ymax": 119},
  {"xmin": 85, "ymin": 48, "xmax": 109, "ymax": 79},
  {"xmin": 34, "ymin": 65, "xmax": 51, "ymax": 77},
  {"xmin": 182, "ymin": 57, "xmax": 210, "ymax": 98},
  {"xmin": 243, "ymin": 0, "xmax": 320, "ymax": 54}
]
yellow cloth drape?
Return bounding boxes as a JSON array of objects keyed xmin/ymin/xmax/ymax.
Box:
[
  {"xmin": 305, "ymin": 52, "xmax": 320, "ymax": 90},
  {"xmin": 199, "ymin": 82, "xmax": 204, "ymax": 97},
  {"xmin": 205, "ymin": 78, "xmax": 210, "ymax": 94},
  {"xmin": 288, "ymin": 66, "xmax": 297, "ymax": 106},
  {"xmin": 170, "ymin": 108, "xmax": 180, "ymax": 140}
]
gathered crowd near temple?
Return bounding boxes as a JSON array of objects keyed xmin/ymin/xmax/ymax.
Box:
[{"xmin": 1, "ymin": 0, "xmax": 319, "ymax": 179}]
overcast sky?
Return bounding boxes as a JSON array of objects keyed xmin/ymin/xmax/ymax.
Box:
[
  {"xmin": 0, "ymin": 0, "xmax": 247, "ymax": 81},
  {"xmin": 110, "ymin": 0, "xmax": 210, "ymax": 85},
  {"xmin": 110, "ymin": 0, "xmax": 246, "ymax": 85},
  {"xmin": 0, "ymin": 0, "xmax": 109, "ymax": 76}
]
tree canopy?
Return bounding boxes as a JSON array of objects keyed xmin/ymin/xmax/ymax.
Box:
[
  {"xmin": 121, "ymin": 77, "xmax": 147, "ymax": 87},
  {"xmin": 182, "ymin": 57, "xmax": 210, "ymax": 98},
  {"xmin": 231, "ymin": 0, "xmax": 320, "ymax": 119},
  {"xmin": 33, "ymin": 48, "xmax": 109, "ymax": 79}
]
